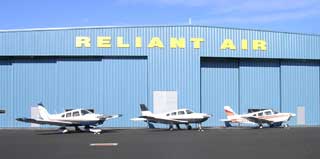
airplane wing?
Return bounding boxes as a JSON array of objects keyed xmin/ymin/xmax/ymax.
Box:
[
  {"xmin": 220, "ymin": 119, "xmax": 231, "ymax": 122},
  {"xmin": 16, "ymin": 118, "xmax": 75, "ymax": 126},
  {"xmin": 104, "ymin": 114, "xmax": 123, "ymax": 120},
  {"xmin": 243, "ymin": 116, "xmax": 271, "ymax": 124},
  {"xmin": 132, "ymin": 116, "xmax": 188, "ymax": 124}
]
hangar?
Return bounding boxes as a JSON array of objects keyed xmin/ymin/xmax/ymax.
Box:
[{"xmin": 0, "ymin": 26, "xmax": 319, "ymax": 127}]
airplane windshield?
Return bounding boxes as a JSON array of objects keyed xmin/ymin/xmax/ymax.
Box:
[
  {"xmin": 81, "ymin": 110, "xmax": 91, "ymax": 115},
  {"xmin": 272, "ymin": 109, "xmax": 279, "ymax": 114},
  {"xmin": 186, "ymin": 110, "xmax": 193, "ymax": 114}
]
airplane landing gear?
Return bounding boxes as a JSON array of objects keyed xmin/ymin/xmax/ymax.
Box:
[
  {"xmin": 186, "ymin": 124, "xmax": 192, "ymax": 130},
  {"xmin": 169, "ymin": 125, "xmax": 174, "ymax": 131},
  {"xmin": 75, "ymin": 126, "xmax": 81, "ymax": 132},
  {"xmin": 176, "ymin": 124, "xmax": 181, "ymax": 130},
  {"xmin": 89, "ymin": 128, "xmax": 102, "ymax": 134},
  {"xmin": 198, "ymin": 123, "xmax": 204, "ymax": 132},
  {"xmin": 59, "ymin": 127, "xmax": 68, "ymax": 134},
  {"xmin": 259, "ymin": 124, "xmax": 263, "ymax": 129}
]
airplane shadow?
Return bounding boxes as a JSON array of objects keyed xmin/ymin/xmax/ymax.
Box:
[{"xmin": 35, "ymin": 128, "xmax": 122, "ymax": 135}]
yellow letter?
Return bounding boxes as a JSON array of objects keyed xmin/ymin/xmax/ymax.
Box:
[
  {"xmin": 135, "ymin": 37, "xmax": 142, "ymax": 48},
  {"xmin": 190, "ymin": 38, "xmax": 204, "ymax": 49},
  {"xmin": 97, "ymin": 36, "xmax": 111, "ymax": 48},
  {"xmin": 253, "ymin": 40, "xmax": 267, "ymax": 51},
  {"xmin": 117, "ymin": 37, "xmax": 130, "ymax": 48},
  {"xmin": 241, "ymin": 39, "xmax": 248, "ymax": 50},
  {"xmin": 170, "ymin": 38, "xmax": 186, "ymax": 48},
  {"xmin": 76, "ymin": 36, "xmax": 91, "ymax": 48},
  {"xmin": 148, "ymin": 37, "xmax": 164, "ymax": 48},
  {"xmin": 220, "ymin": 39, "xmax": 236, "ymax": 50}
]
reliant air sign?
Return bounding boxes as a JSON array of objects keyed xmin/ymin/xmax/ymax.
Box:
[{"xmin": 75, "ymin": 36, "xmax": 267, "ymax": 51}]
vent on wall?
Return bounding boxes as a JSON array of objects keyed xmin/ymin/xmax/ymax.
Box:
[{"xmin": 297, "ymin": 106, "xmax": 305, "ymax": 125}]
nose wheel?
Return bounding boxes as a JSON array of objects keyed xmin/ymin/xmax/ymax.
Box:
[
  {"xmin": 187, "ymin": 124, "xmax": 192, "ymax": 130},
  {"xmin": 59, "ymin": 127, "xmax": 69, "ymax": 134},
  {"xmin": 198, "ymin": 124, "xmax": 204, "ymax": 132},
  {"xmin": 169, "ymin": 125, "xmax": 174, "ymax": 131}
]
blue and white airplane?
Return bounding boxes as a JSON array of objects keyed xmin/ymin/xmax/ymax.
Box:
[
  {"xmin": 131, "ymin": 104, "xmax": 212, "ymax": 131},
  {"xmin": 16, "ymin": 103, "xmax": 122, "ymax": 134}
]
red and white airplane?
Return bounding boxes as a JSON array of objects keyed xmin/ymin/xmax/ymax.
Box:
[{"xmin": 221, "ymin": 106, "xmax": 296, "ymax": 128}]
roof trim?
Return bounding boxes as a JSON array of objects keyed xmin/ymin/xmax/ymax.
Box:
[{"xmin": 0, "ymin": 25, "xmax": 319, "ymax": 37}]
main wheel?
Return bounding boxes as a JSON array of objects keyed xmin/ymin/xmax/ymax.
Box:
[{"xmin": 187, "ymin": 125, "xmax": 192, "ymax": 130}]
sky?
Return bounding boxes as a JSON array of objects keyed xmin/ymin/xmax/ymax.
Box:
[{"xmin": 0, "ymin": 0, "xmax": 320, "ymax": 34}]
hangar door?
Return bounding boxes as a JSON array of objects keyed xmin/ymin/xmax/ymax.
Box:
[
  {"xmin": 239, "ymin": 59, "xmax": 281, "ymax": 113},
  {"xmin": 2, "ymin": 57, "xmax": 147, "ymax": 127},
  {"xmin": 281, "ymin": 60, "xmax": 320, "ymax": 126},
  {"xmin": 201, "ymin": 58, "xmax": 239, "ymax": 126},
  {"xmin": 201, "ymin": 58, "xmax": 281, "ymax": 126}
]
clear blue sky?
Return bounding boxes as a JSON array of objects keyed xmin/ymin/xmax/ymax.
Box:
[{"xmin": 1, "ymin": 0, "xmax": 320, "ymax": 34}]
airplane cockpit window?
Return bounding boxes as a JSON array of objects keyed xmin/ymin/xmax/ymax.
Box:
[
  {"xmin": 166, "ymin": 113, "xmax": 170, "ymax": 116},
  {"xmin": 61, "ymin": 114, "xmax": 65, "ymax": 118},
  {"xmin": 186, "ymin": 110, "xmax": 193, "ymax": 114},
  {"xmin": 66, "ymin": 113, "xmax": 71, "ymax": 118},
  {"xmin": 258, "ymin": 112, "xmax": 263, "ymax": 116},
  {"xmin": 272, "ymin": 110, "xmax": 279, "ymax": 114},
  {"xmin": 265, "ymin": 111, "xmax": 272, "ymax": 115},
  {"xmin": 178, "ymin": 111, "xmax": 185, "ymax": 115},
  {"xmin": 253, "ymin": 114, "xmax": 257, "ymax": 116},
  {"xmin": 73, "ymin": 111, "xmax": 80, "ymax": 117},
  {"xmin": 171, "ymin": 112, "xmax": 177, "ymax": 116},
  {"xmin": 81, "ymin": 110, "xmax": 91, "ymax": 116}
]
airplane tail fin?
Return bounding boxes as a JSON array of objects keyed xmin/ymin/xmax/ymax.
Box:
[
  {"xmin": 37, "ymin": 103, "xmax": 51, "ymax": 120},
  {"xmin": 140, "ymin": 104, "xmax": 152, "ymax": 116},
  {"xmin": 224, "ymin": 106, "xmax": 237, "ymax": 119}
]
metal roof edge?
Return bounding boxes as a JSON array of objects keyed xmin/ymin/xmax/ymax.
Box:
[{"xmin": 0, "ymin": 25, "xmax": 319, "ymax": 37}]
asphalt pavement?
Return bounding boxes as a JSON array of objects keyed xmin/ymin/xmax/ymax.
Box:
[{"xmin": 0, "ymin": 127, "xmax": 319, "ymax": 159}]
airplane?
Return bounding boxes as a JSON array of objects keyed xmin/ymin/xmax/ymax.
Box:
[
  {"xmin": 16, "ymin": 103, "xmax": 122, "ymax": 134},
  {"xmin": 221, "ymin": 106, "xmax": 296, "ymax": 128},
  {"xmin": 131, "ymin": 104, "xmax": 212, "ymax": 131}
]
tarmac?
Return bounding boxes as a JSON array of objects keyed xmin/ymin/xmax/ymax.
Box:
[{"xmin": 0, "ymin": 127, "xmax": 320, "ymax": 159}]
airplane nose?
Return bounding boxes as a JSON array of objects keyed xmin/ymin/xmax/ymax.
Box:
[
  {"xmin": 204, "ymin": 114, "xmax": 212, "ymax": 118},
  {"xmin": 291, "ymin": 113, "xmax": 296, "ymax": 117},
  {"xmin": 97, "ymin": 115, "xmax": 107, "ymax": 120}
]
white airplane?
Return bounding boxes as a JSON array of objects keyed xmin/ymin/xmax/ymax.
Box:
[
  {"xmin": 221, "ymin": 106, "xmax": 296, "ymax": 128},
  {"xmin": 131, "ymin": 104, "xmax": 212, "ymax": 131},
  {"xmin": 16, "ymin": 103, "xmax": 122, "ymax": 134}
]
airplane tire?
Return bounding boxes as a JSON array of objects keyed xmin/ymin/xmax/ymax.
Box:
[{"xmin": 187, "ymin": 125, "xmax": 192, "ymax": 130}]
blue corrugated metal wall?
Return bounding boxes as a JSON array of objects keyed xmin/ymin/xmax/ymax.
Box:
[
  {"xmin": 148, "ymin": 53, "xmax": 200, "ymax": 112},
  {"xmin": 0, "ymin": 26, "xmax": 320, "ymax": 127},
  {"xmin": 1, "ymin": 26, "xmax": 320, "ymax": 59},
  {"xmin": 281, "ymin": 60, "xmax": 320, "ymax": 125},
  {"xmin": 201, "ymin": 58, "xmax": 239, "ymax": 126},
  {"xmin": 239, "ymin": 59, "xmax": 281, "ymax": 113},
  {"xmin": 200, "ymin": 58, "xmax": 320, "ymax": 126},
  {"xmin": 0, "ymin": 57, "xmax": 147, "ymax": 127},
  {"xmin": 0, "ymin": 60, "xmax": 13, "ymax": 127}
]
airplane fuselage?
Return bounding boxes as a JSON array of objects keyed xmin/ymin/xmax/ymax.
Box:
[{"xmin": 48, "ymin": 109, "xmax": 106, "ymax": 126}]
